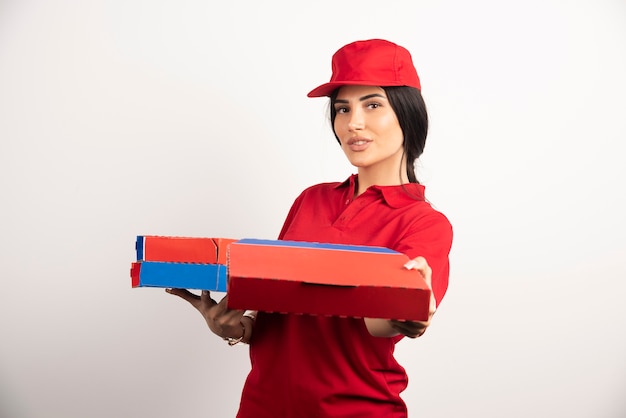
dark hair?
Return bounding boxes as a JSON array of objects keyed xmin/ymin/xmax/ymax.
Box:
[{"xmin": 329, "ymin": 86, "xmax": 428, "ymax": 184}]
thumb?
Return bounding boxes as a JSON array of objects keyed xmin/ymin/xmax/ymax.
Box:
[
  {"xmin": 404, "ymin": 257, "xmax": 437, "ymax": 313},
  {"xmin": 404, "ymin": 257, "xmax": 432, "ymax": 285}
]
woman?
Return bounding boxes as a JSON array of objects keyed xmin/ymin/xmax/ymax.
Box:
[{"xmin": 167, "ymin": 39, "xmax": 453, "ymax": 417}]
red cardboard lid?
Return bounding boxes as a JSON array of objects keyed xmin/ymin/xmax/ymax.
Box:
[
  {"xmin": 138, "ymin": 236, "xmax": 237, "ymax": 264},
  {"xmin": 228, "ymin": 239, "xmax": 426, "ymax": 290}
]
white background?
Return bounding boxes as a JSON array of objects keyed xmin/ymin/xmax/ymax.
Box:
[{"xmin": 1, "ymin": 1, "xmax": 625, "ymax": 417}]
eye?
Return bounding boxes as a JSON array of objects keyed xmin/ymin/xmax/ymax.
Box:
[
  {"xmin": 334, "ymin": 106, "xmax": 349, "ymax": 114},
  {"xmin": 366, "ymin": 102, "xmax": 381, "ymax": 109}
]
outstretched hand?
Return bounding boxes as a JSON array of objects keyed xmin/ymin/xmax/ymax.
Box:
[
  {"xmin": 165, "ymin": 289, "xmax": 245, "ymax": 340},
  {"xmin": 390, "ymin": 256, "xmax": 437, "ymax": 338}
]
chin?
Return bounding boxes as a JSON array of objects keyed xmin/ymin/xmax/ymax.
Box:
[{"xmin": 347, "ymin": 158, "xmax": 369, "ymax": 168}]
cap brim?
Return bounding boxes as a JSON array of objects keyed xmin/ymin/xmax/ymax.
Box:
[
  {"xmin": 307, "ymin": 80, "xmax": 410, "ymax": 98},
  {"xmin": 307, "ymin": 82, "xmax": 343, "ymax": 98}
]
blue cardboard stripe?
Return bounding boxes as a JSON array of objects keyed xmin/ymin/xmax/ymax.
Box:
[
  {"xmin": 236, "ymin": 238, "xmax": 397, "ymax": 254},
  {"xmin": 138, "ymin": 262, "xmax": 227, "ymax": 292},
  {"xmin": 136, "ymin": 236, "xmax": 144, "ymax": 261}
]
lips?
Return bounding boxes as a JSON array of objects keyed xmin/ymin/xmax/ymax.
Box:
[{"xmin": 346, "ymin": 137, "xmax": 372, "ymax": 151}]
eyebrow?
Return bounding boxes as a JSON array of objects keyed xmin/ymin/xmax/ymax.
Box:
[{"xmin": 334, "ymin": 93, "xmax": 387, "ymax": 104}]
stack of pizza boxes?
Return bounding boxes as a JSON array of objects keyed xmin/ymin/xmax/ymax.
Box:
[{"xmin": 131, "ymin": 236, "xmax": 431, "ymax": 321}]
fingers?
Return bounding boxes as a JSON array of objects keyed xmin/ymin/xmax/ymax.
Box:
[
  {"xmin": 390, "ymin": 319, "xmax": 428, "ymax": 339},
  {"xmin": 206, "ymin": 296, "xmax": 246, "ymax": 339},
  {"xmin": 201, "ymin": 290, "xmax": 218, "ymax": 305},
  {"xmin": 404, "ymin": 256, "xmax": 437, "ymax": 313},
  {"xmin": 165, "ymin": 289, "xmax": 243, "ymax": 339},
  {"xmin": 165, "ymin": 288, "xmax": 199, "ymax": 303},
  {"xmin": 207, "ymin": 294, "xmax": 238, "ymax": 321},
  {"xmin": 394, "ymin": 256, "xmax": 435, "ymax": 339},
  {"xmin": 166, "ymin": 288, "xmax": 217, "ymax": 311},
  {"xmin": 404, "ymin": 256, "xmax": 432, "ymax": 284},
  {"xmin": 211, "ymin": 295, "xmax": 244, "ymax": 324}
]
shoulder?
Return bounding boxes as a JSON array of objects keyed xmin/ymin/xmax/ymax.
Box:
[
  {"xmin": 403, "ymin": 204, "xmax": 453, "ymax": 248},
  {"xmin": 423, "ymin": 207, "xmax": 453, "ymax": 236},
  {"xmin": 386, "ymin": 186, "xmax": 453, "ymax": 246}
]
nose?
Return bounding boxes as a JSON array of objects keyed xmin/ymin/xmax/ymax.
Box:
[{"xmin": 347, "ymin": 108, "xmax": 364, "ymax": 131}]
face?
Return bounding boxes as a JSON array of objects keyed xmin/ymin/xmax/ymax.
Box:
[{"xmin": 333, "ymin": 85, "xmax": 406, "ymax": 182}]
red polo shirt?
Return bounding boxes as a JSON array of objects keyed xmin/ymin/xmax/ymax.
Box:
[{"xmin": 236, "ymin": 175, "xmax": 453, "ymax": 418}]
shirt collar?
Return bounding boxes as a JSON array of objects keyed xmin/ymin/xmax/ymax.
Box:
[{"xmin": 335, "ymin": 174, "xmax": 426, "ymax": 208}]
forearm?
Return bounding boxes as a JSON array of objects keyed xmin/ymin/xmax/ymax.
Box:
[{"xmin": 364, "ymin": 318, "xmax": 400, "ymax": 337}]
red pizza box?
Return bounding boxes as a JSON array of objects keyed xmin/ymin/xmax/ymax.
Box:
[
  {"xmin": 131, "ymin": 235, "xmax": 236, "ymax": 291},
  {"xmin": 226, "ymin": 239, "xmax": 431, "ymax": 321},
  {"xmin": 136, "ymin": 235, "xmax": 236, "ymax": 264}
]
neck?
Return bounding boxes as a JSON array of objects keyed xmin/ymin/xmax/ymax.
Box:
[
  {"xmin": 355, "ymin": 166, "xmax": 409, "ymax": 196},
  {"xmin": 354, "ymin": 150, "xmax": 409, "ymax": 196}
]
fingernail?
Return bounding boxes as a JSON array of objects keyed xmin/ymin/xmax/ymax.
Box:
[
  {"xmin": 165, "ymin": 288, "xmax": 172, "ymax": 293},
  {"xmin": 404, "ymin": 260, "xmax": 417, "ymax": 270}
]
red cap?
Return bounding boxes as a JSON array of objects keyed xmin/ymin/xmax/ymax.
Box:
[{"xmin": 307, "ymin": 39, "xmax": 421, "ymax": 98}]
